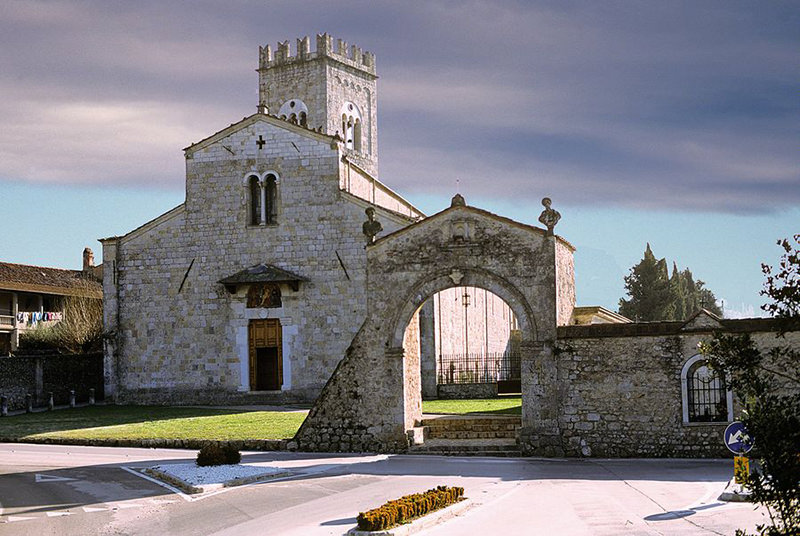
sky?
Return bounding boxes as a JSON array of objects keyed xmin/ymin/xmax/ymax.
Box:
[{"xmin": 1, "ymin": 1, "xmax": 798, "ymax": 317}]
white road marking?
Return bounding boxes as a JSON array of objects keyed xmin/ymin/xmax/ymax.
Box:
[
  {"xmin": 119, "ymin": 466, "xmax": 194, "ymax": 502},
  {"xmin": 35, "ymin": 473, "xmax": 78, "ymax": 483},
  {"xmin": 46, "ymin": 511, "xmax": 74, "ymax": 517},
  {"xmin": 148, "ymin": 499, "xmax": 178, "ymax": 505},
  {"xmin": 83, "ymin": 506, "xmax": 108, "ymax": 512},
  {"xmin": 112, "ymin": 503, "xmax": 143, "ymax": 510},
  {"xmin": 6, "ymin": 516, "xmax": 36, "ymax": 522}
]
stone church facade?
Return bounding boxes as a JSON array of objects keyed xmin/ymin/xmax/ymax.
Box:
[{"xmin": 101, "ymin": 34, "xmax": 426, "ymax": 403}]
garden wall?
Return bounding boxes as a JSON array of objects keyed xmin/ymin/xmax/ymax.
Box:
[
  {"xmin": 437, "ymin": 383, "xmax": 498, "ymax": 399},
  {"xmin": 554, "ymin": 318, "xmax": 799, "ymax": 457},
  {"xmin": 0, "ymin": 353, "xmax": 103, "ymax": 410}
]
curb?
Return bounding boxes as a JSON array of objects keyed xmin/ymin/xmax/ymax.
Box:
[
  {"xmin": 718, "ymin": 478, "xmax": 752, "ymax": 502},
  {"xmin": 144, "ymin": 467, "xmax": 203, "ymax": 495},
  {"xmin": 0, "ymin": 436, "xmax": 288, "ymax": 451},
  {"xmin": 345, "ymin": 499, "xmax": 473, "ymax": 536}
]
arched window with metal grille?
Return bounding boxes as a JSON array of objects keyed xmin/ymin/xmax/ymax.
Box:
[{"xmin": 680, "ymin": 354, "xmax": 733, "ymax": 424}]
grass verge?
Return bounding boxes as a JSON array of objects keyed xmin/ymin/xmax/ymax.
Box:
[
  {"xmin": 0, "ymin": 406, "xmax": 308, "ymax": 442},
  {"xmin": 422, "ymin": 396, "xmax": 521, "ymax": 415}
]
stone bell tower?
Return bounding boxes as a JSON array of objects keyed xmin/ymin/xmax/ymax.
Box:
[{"xmin": 257, "ymin": 33, "xmax": 379, "ymax": 177}]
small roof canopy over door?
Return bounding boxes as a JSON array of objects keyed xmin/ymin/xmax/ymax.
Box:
[{"xmin": 219, "ymin": 263, "xmax": 308, "ymax": 293}]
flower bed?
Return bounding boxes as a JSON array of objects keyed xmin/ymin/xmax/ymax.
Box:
[{"xmin": 356, "ymin": 486, "xmax": 465, "ymax": 531}]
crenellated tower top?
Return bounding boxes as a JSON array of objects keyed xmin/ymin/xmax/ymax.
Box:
[
  {"xmin": 257, "ymin": 33, "xmax": 379, "ymax": 177},
  {"xmin": 258, "ymin": 33, "xmax": 376, "ymax": 75}
]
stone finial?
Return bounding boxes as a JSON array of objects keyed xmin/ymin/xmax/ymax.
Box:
[
  {"xmin": 450, "ymin": 193, "xmax": 466, "ymax": 207},
  {"xmin": 83, "ymin": 247, "xmax": 95, "ymax": 271},
  {"xmin": 538, "ymin": 197, "xmax": 561, "ymax": 236},
  {"xmin": 257, "ymin": 102, "xmax": 268, "ymax": 114},
  {"xmin": 362, "ymin": 207, "xmax": 383, "ymax": 246}
]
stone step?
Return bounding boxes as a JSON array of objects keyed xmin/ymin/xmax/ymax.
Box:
[
  {"xmin": 419, "ymin": 415, "xmax": 521, "ymax": 441},
  {"xmin": 420, "ymin": 415, "xmax": 521, "ymax": 428},
  {"xmin": 408, "ymin": 449, "xmax": 522, "ymax": 457},
  {"xmin": 408, "ymin": 438, "xmax": 521, "ymax": 458},
  {"xmin": 426, "ymin": 429, "xmax": 517, "ymax": 440}
]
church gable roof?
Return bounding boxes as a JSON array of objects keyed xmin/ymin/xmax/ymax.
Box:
[{"xmin": 183, "ymin": 112, "xmax": 337, "ymax": 155}]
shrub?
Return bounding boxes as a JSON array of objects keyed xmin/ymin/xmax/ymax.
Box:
[
  {"xmin": 18, "ymin": 288, "xmax": 103, "ymax": 354},
  {"xmin": 356, "ymin": 486, "xmax": 464, "ymax": 531},
  {"xmin": 196, "ymin": 444, "xmax": 241, "ymax": 466}
]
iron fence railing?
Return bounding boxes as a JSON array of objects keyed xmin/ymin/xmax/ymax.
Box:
[{"xmin": 437, "ymin": 352, "xmax": 520, "ymax": 385}]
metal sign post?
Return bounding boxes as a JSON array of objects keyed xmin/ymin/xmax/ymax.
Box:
[{"xmin": 724, "ymin": 422, "xmax": 753, "ymax": 484}]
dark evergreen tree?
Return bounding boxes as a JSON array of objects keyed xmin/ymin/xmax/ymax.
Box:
[
  {"xmin": 669, "ymin": 262, "xmax": 687, "ymax": 321},
  {"xmin": 618, "ymin": 243, "xmax": 674, "ymax": 321},
  {"xmin": 619, "ymin": 244, "xmax": 722, "ymax": 321}
]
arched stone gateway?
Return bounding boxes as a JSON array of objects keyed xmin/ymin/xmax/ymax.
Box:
[{"xmin": 292, "ymin": 196, "xmax": 575, "ymax": 455}]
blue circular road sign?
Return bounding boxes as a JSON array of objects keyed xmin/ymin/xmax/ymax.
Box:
[{"xmin": 724, "ymin": 421, "xmax": 753, "ymax": 454}]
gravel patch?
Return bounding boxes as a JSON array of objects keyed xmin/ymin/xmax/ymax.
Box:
[{"xmin": 145, "ymin": 463, "xmax": 290, "ymax": 494}]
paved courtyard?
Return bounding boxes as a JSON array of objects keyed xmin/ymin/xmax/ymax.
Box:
[{"xmin": 0, "ymin": 443, "xmax": 765, "ymax": 535}]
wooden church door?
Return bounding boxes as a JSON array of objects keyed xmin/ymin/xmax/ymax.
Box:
[{"xmin": 248, "ymin": 319, "xmax": 283, "ymax": 391}]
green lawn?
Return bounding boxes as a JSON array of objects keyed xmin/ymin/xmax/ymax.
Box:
[
  {"xmin": 422, "ymin": 396, "xmax": 521, "ymax": 415},
  {"xmin": 0, "ymin": 399, "xmax": 520, "ymax": 443},
  {"xmin": 0, "ymin": 406, "xmax": 308, "ymax": 442}
]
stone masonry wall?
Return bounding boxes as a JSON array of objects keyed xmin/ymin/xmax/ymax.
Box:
[
  {"xmin": 554, "ymin": 326, "xmax": 800, "ymax": 457},
  {"xmin": 402, "ymin": 309, "xmax": 421, "ymax": 430},
  {"xmin": 105, "ymin": 118, "xmax": 412, "ymax": 404},
  {"xmin": 0, "ymin": 353, "xmax": 103, "ymax": 410},
  {"xmin": 555, "ymin": 239, "xmax": 576, "ymax": 326}
]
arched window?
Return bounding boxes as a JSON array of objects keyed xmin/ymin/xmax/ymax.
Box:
[
  {"xmin": 248, "ymin": 175, "xmax": 261, "ymax": 226},
  {"xmin": 681, "ymin": 354, "xmax": 732, "ymax": 424},
  {"xmin": 340, "ymin": 102, "xmax": 362, "ymax": 151},
  {"xmin": 353, "ymin": 119, "xmax": 362, "ymax": 152},
  {"xmin": 278, "ymin": 99, "xmax": 308, "ymax": 125},
  {"xmin": 264, "ymin": 174, "xmax": 278, "ymax": 224},
  {"xmin": 245, "ymin": 172, "xmax": 279, "ymax": 227}
]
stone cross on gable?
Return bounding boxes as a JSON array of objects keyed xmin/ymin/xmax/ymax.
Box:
[{"xmin": 256, "ymin": 135, "xmax": 266, "ymax": 149}]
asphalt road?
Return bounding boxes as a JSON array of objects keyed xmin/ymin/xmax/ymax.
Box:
[{"xmin": 0, "ymin": 443, "xmax": 767, "ymax": 535}]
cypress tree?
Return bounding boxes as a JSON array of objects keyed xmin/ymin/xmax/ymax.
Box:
[
  {"xmin": 619, "ymin": 244, "xmax": 722, "ymax": 321},
  {"xmin": 618, "ymin": 243, "xmax": 673, "ymax": 321}
]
